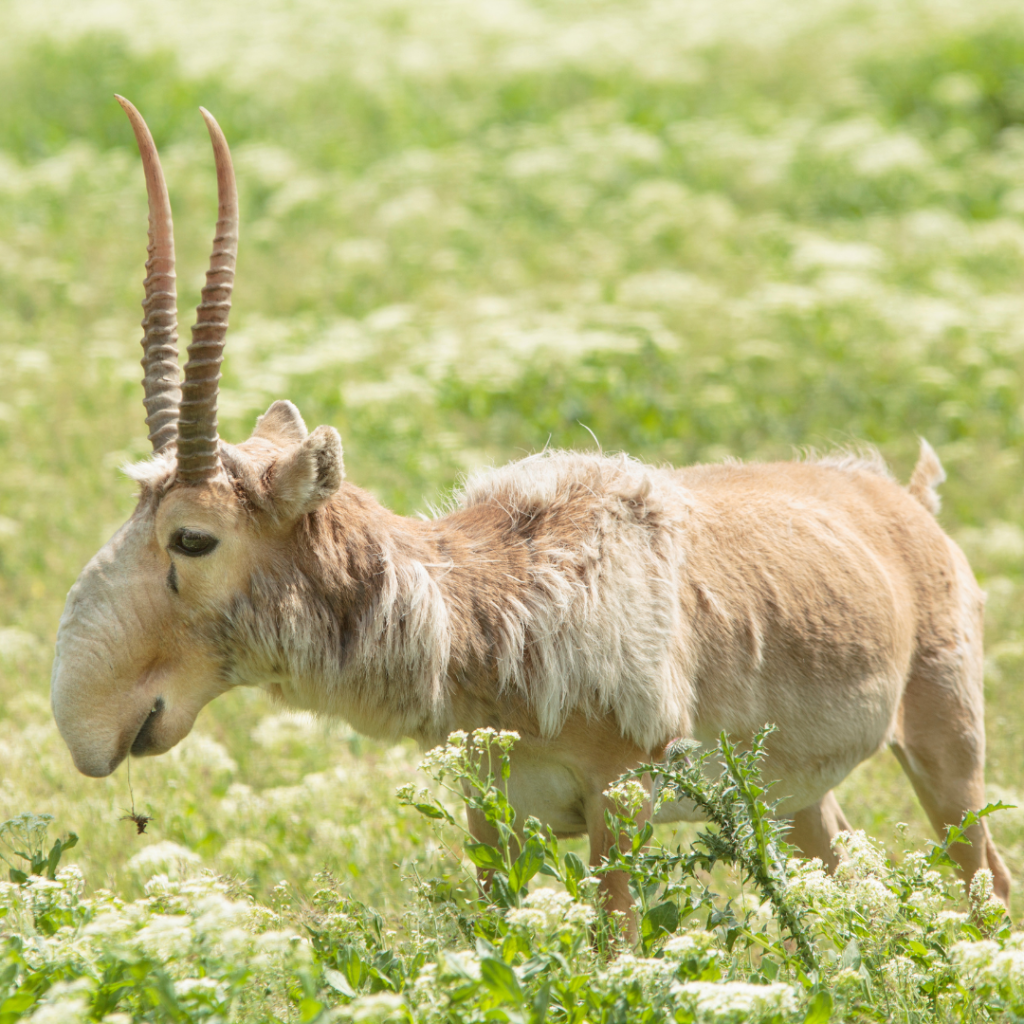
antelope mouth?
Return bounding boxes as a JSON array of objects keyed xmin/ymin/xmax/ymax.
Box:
[{"xmin": 130, "ymin": 697, "xmax": 166, "ymax": 756}]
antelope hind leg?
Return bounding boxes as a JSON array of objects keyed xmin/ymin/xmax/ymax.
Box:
[
  {"xmin": 786, "ymin": 790, "xmax": 852, "ymax": 872},
  {"xmin": 891, "ymin": 659, "xmax": 1011, "ymax": 908}
]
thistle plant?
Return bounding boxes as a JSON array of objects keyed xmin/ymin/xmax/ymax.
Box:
[{"xmin": 613, "ymin": 729, "xmax": 819, "ymax": 971}]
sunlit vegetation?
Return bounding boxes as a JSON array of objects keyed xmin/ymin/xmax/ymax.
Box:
[{"xmin": 2, "ymin": 0, "xmax": 1024, "ymax": 1019}]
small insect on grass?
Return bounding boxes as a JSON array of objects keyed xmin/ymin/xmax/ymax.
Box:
[{"xmin": 120, "ymin": 758, "xmax": 154, "ymax": 835}]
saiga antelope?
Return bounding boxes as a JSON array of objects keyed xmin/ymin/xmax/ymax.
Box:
[{"xmin": 51, "ymin": 99, "xmax": 1011, "ymax": 923}]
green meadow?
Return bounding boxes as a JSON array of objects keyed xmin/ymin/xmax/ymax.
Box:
[{"xmin": 3, "ymin": 0, "xmax": 1024, "ymax": 1019}]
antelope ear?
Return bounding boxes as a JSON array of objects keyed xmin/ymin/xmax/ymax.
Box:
[
  {"xmin": 252, "ymin": 400, "xmax": 309, "ymax": 444},
  {"xmin": 271, "ymin": 425, "xmax": 344, "ymax": 516}
]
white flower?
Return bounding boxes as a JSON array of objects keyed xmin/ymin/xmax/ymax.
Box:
[
  {"xmin": 469, "ymin": 727, "xmax": 519, "ymax": 752},
  {"xmin": 786, "ymin": 859, "xmax": 837, "ymax": 906},
  {"xmin": 905, "ymin": 884, "xmax": 945, "ymax": 918},
  {"xmin": 953, "ymin": 936, "xmax": 1024, "ymax": 992},
  {"xmin": 24, "ymin": 876, "xmax": 68, "ymax": 915},
  {"xmin": 418, "ymin": 743, "xmax": 466, "ymax": 777},
  {"xmin": 82, "ymin": 910, "xmax": 134, "ymax": 942},
  {"xmin": 833, "ymin": 830, "xmax": 888, "ymax": 879},
  {"xmin": 338, "ymin": 991, "xmax": 406, "ymax": 1022},
  {"xmin": 507, "ymin": 887, "xmax": 595, "ymax": 937},
  {"xmin": 54, "ymin": 864, "xmax": 85, "ymax": 898},
  {"xmin": 673, "ymin": 980, "xmax": 798, "ymax": 1020},
  {"xmin": 951, "ymin": 939, "xmax": 1000, "ymax": 975},
  {"xmin": 604, "ymin": 779, "xmax": 648, "ymax": 819},
  {"xmin": 936, "ymin": 910, "xmax": 969, "ymax": 931},
  {"xmin": 255, "ymin": 929, "xmax": 305, "ymax": 956},
  {"xmin": 134, "ymin": 914, "xmax": 194, "ymax": 960},
  {"xmin": 192, "ymin": 892, "xmax": 253, "ymax": 937},
  {"xmin": 174, "ymin": 977, "xmax": 223, "ymax": 1000},
  {"xmin": 970, "ymin": 868, "xmax": 994, "ymax": 907},
  {"xmin": 26, "ymin": 999, "xmax": 90, "ymax": 1024},
  {"xmin": 883, "ymin": 955, "xmax": 924, "ymax": 988},
  {"xmin": 0, "ymin": 880, "xmax": 23, "ymax": 910},
  {"xmin": 126, "ymin": 841, "xmax": 201, "ymax": 879},
  {"xmin": 663, "ymin": 931, "xmax": 718, "ymax": 959},
  {"xmin": 602, "ymin": 953, "xmax": 677, "ymax": 987},
  {"xmin": 439, "ymin": 950, "xmax": 481, "ymax": 981},
  {"xmin": 851, "ymin": 877, "xmax": 898, "ymax": 920}
]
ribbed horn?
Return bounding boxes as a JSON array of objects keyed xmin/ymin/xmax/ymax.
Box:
[
  {"xmin": 177, "ymin": 108, "xmax": 238, "ymax": 485},
  {"xmin": 116, "ymin": 95, "xmax": 181, "ymax": 454}
]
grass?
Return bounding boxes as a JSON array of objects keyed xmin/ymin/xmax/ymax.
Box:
[{"xmin": 2, "ymin": 0, "xmax": 1024, "ymax": 1019}]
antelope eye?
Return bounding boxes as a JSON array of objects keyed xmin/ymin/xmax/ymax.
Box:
[{"xmin": 169, "ymin": 528, "xmax": 219, "ymax": 557}]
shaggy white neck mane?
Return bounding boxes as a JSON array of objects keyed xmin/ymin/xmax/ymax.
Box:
[{"xmin": 219, "ymin": 451, "xmax": 697, "ymax": 751}]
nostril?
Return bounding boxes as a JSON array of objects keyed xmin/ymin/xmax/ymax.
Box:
[{"xmin": 131, "ymin": 697, "xmax": 165, "ymax": 755}]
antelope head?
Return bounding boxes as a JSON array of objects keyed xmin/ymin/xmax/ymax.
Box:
[{"xmin": 51, "ymin": 99, "xmax": 343, "ymax": 777}]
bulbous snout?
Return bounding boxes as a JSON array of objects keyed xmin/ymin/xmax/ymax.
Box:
[
  {"xmin": 50, "ymin": 626, "xmax": 166, "ymax": 777},
  {"xmin": 51, "ymin": 636, "xmax": 199, "ymax": 776}
]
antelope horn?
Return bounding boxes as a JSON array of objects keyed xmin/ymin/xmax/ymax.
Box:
[
  {"xmin": 177, "ymin": 107, "xmax": 238, "ymax": 485},
  {"xmin": 116, "ymin": 95, "xmax": 181, "ymax": 454}
]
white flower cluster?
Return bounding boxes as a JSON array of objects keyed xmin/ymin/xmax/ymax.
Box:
[
  {"xmin": 601, "ymin": 952, "xmax": 679, "ymax": 988},
  {"xmin": 603, "ymin": 779, "xmax": 648, "ymax": 820},
  {"xmin": 1, "ymin": 866, "xmax": 312, "ymax": 1017},
  {"xmin": 952, "ymin": 932, "xmax": 1024, "ymax": 998},
  {"xmin": 506, "ymin": 887, "xmax": 595, "ymax": 937},
  {"xmin": 663, "ymin": 930, "xmax": 720, "ymax": 959},
  {"xmin": 786, "ymin": 858, "xmax": 839, "ymax": 909},
  {"xmin": 673, "ymin": 980, "xmax": 799, "ymax": 1021},
  {"xmin": 335, "ymin": 991, "xmax": 407, "ymax": 1022},
  {"xmin": 125, "ymin": 841, "xmax": 201, "ymax": 880},
  {"xmin": 830, "ymin": 831, "xmax": 899, "ymax": 921},
  {"xmin": 418, "ymin": 728, "xmax": 520, "ymax": 781}
]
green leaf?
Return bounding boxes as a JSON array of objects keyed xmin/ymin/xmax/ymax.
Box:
[
  {"xmin": 803, "ymin": 990, "xmax": 832, "ymax": 1024},
  {"xmin": 0, "ymin": 989, "xmax": 41, "ymax": 1016},
  {"xmin": 323, "ymin": 967, "xmax": 355, "ymax": 997},
  {"xmin": 298, "ymin": 997, "xmax": 325, "ymax": 1023},
  {"xmin": 508, "ymin": 838, "xmax": 545, "ymax": 894},
  {"xmin": 640, "ymin": 900, "xmax": 679, "ymax": 950},
  {"xmin": 631, "ymin": 820, "xmax": 654, "ymax": 853},
  {"xmin": 841, "ymin": 938, "xmax": 861, "ymax": 971},
  {"xmin": 563, "ymin": 852, "xmax": 587, "ymax": 897},
  {"xmin": 414, "ymin": 802, "xmax": 455, "ymax": 823},
  {"xmin": 465, "ymin": 842, "xmax": 506, "ymax": 871},
  {"xmin": 480, "ymin": 957, "xmax": 523, "ymax": 1005},
  {"xmin": 490, "ymin": 874, "xmax": 516, "ymax": 909},
  {"xmin": 338, "ymin": 946, "xmax": 366, "ymax": 992}
]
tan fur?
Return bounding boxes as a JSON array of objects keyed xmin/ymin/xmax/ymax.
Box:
[{"xmin": 52, "ymin": 422, "xmax": 1011, "ymax": 927}]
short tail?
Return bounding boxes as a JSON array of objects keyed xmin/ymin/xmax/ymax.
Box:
[{"xmin": 907, "ymin": 438, "xmax": 945, "ymax": 515}]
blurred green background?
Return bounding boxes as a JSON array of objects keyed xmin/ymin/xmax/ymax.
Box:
[{"xmin": 1, "ymin": 0, "xmax": 1024, "ymax": 913}]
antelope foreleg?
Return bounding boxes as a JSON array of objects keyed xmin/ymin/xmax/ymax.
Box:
[{"xmin": 585, "ymin": 776, "xmax": 654, "ymax": 946}]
